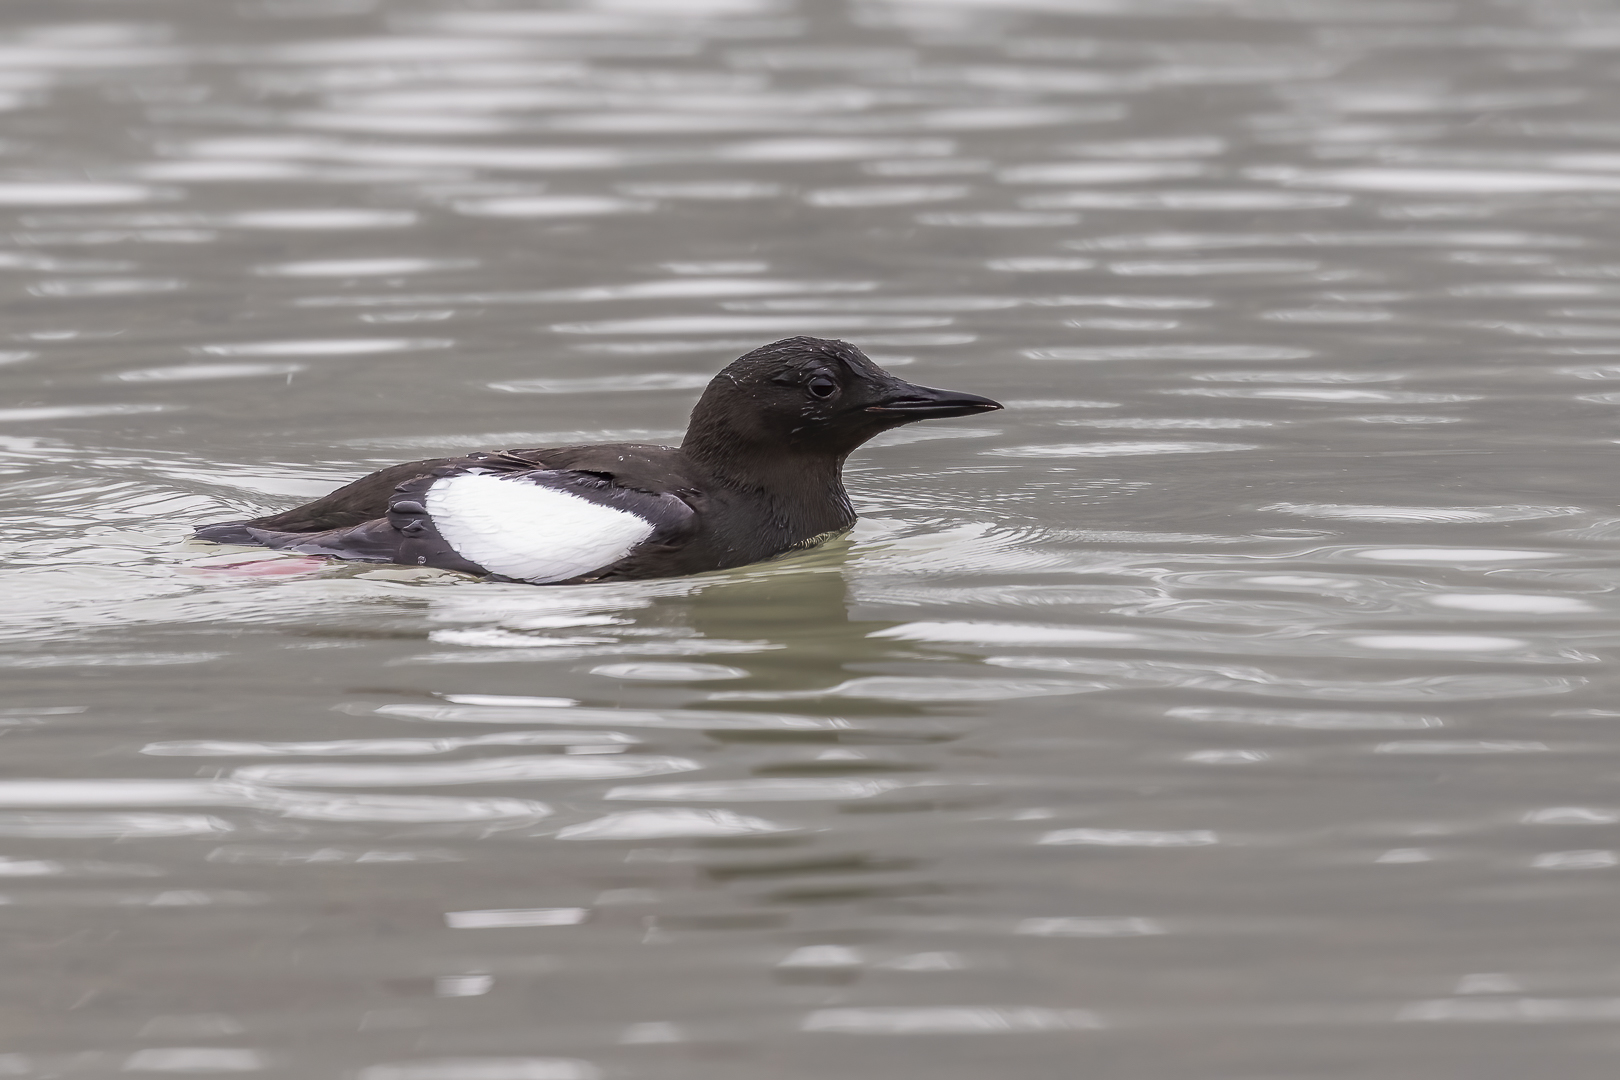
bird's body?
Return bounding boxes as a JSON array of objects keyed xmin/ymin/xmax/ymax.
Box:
[{"xmin": 195, "ymin": 337, "xmax": 1000, "ymax": 584}]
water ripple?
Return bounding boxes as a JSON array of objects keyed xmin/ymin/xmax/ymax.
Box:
[
  {"xmin": 7, "ymin": 0, "xmax": 1620, "ymax": 1070},
  {"xmin": 803, "ymin": 1007, "xmax": 1102, "ymax": 1034},
  {"xmin": 984, "ymin": 441, "xmax": 1260, "ymax": 457},
  {"xmin": 1028, "ymin": 345, "xmax": 1311, "ymax": 361},
  {"xmin": 557, "ymin": 809, "xmax": 795, "ymax": 840},
  {"xmin": 232, "ymin": 755, "xmax": 700, "ymax": 787},
  {"xmin": 1261, "ymin": 503, "xmax": 1582, "ymax": 524},
  {"xmin": 1023, "ymin": 190, "xmax": 1350, "ymax": 210}
]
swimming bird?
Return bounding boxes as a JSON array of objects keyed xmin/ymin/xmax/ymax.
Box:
[{"xmin": 194, "ymin": 337, "xmax": 1002, "ymax": 584}]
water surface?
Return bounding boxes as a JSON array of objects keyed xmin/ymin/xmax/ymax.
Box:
[{"xmin": 5, "ymin": 1, "xmax": 1620, "ymax": 1077}]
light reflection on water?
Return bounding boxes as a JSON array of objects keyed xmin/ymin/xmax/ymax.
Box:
[{"xmin": 4, "ymin": 0, "xmax": 1620, "ymax": 1076}]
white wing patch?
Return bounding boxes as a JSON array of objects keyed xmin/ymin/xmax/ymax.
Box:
[{"xmin": 425, "ymin": 473, "xmax": 656, "ymax": 582}]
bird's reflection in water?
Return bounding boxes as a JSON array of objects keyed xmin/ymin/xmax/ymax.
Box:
[
  {"xmin": 613, "ymin": 540, "xmax": 936, "ymax": 716},
  {"xmin": 412, "ymin": 538, "xmax": 920, "ymax": 716}
]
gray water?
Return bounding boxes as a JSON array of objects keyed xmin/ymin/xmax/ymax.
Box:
[{"xmin": 5, "ymin": 0, "xmax": 1620, "ymax": 1076}]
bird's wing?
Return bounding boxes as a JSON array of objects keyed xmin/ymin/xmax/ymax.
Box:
[
  {"xmin": 193, "ymin": 450, "xmax": 549, "ymax": 542},
  {"xmin": 222, "ymin": 466, "xmax": 698, "ymax": 583}
]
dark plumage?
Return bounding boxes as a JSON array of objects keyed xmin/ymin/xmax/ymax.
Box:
[{"xmin": 194, "ymin": 336, "xmax": 1002, "ymax": 584}]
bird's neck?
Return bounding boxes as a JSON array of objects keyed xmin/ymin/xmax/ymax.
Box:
[{"xmin": 680, "ymin": 427, "xmax": 855, "ymax": 540}]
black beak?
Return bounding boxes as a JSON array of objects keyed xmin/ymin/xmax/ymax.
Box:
[{"xmin": 866, "ymin": 381, "xmax": 1003, "ymax": 421}]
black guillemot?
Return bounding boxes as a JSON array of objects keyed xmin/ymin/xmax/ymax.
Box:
[{"xmin": 194, "ymin": 336, "xmax": 1002, "ymax": 583}]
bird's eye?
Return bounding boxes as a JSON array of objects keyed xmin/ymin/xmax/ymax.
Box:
[{"xmin": 807, "ymin": 375, "xmax": 838, "ymax": 399}]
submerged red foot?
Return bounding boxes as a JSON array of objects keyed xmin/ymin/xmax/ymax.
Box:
[{"xmin": 189, "ymin": 556, "xmax": 332, "ymax": 577}]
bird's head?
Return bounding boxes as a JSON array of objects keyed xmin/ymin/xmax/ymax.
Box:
[{"xmin": 683, "ymin": 336, "xmax": 1002, "ymax": 467}]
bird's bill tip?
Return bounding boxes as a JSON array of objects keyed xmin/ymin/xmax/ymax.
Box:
[{"xmin": 866, "ymin": 382, "xmax": 1003, "ymax": 419}]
